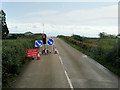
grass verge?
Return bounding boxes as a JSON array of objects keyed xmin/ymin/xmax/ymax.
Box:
[{"xmin": 59, "ymin": 37, "xmax": 120, "ymax": 77}]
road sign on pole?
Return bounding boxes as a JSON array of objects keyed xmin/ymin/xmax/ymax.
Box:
[
  {"xmin": 26, "ymin": 49, "xmax": 38, "ymax": 57},
  {"xmin": 47, "ymin": 39, "xmax": 54, "ymax": 45},
  {"xmin": 35, "ymin": 40, "xmax": 42, "ymax": 47}
]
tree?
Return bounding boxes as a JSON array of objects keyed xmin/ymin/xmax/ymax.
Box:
[
  {"xmin": 99, "ymin": 32, "xmax": 106, "ymax": 38},
  {"xmin": 71, "ymin": 34, "xmax": 83, "ymax": 41},
  {"xmin": 0, "ymin": 10, "xmax": 9, "ymax": 38}
]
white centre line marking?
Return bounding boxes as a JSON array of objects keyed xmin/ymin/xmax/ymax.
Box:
[
  {"xmin": 64, "ymin": 70, "xmax": 74, "ymax": 89},
  {"xmin": 59, "ymin": 56, "xmax": 63, "ymax": 65},
  {"xmin": 58, "ymin": 54, "xmax": 74, "ymax": 89}
]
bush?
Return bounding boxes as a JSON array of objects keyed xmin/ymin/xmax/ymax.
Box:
[
  {"xmin": 2, "ymin": 34, "xmax": 43, "ymax": 87},
  {"xmin": 71, "ymin": 34, "xmax": 82, "ymax": 41}
]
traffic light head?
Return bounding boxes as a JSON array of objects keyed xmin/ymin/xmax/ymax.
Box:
[
  {"xmin": 42, "ymin": 35, "xmax": 46, "ymax": 44},
  {"xmin": 43, "ymin": 36, "xmax": 45, "ymax": 38}
]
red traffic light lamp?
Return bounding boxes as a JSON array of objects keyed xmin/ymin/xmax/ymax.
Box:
[{"xmin": 43, "ymin": 36, "xmax": 45, "ymax": 38}]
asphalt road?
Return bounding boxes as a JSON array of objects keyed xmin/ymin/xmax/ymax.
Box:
[{"xmin": 12, "ymin": 38, "xmax": 119, "ymax": 88}]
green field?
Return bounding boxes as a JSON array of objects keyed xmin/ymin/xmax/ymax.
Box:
[
  {"xmin": 84, "ymin": 38, "xmax": 118, "ymax": 48},
  {"xmin": 84, "ymin": 38, "xmax": 118, "ymax": 56}
]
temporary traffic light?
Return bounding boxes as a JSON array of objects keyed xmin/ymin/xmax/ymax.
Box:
[{"xmin": 42, "ymin": 35, "xmax": 46, "ymax": 44}]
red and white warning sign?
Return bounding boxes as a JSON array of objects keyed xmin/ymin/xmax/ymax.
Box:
[{"xmin": 26, "ymin": 49, "xmax": 38, "ymax": 57}]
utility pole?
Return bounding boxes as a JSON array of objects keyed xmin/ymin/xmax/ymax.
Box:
[{"xmin": 43, "ymin": 24, "xmax": 44, "ymax": 34}]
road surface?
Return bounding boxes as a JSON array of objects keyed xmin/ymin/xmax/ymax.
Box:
[{"xmin": 12, "ymin": 38, "xmax": 119, "ymax": 88}]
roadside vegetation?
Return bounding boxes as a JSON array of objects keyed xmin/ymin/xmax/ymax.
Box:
[
  {"xmin": 0, "ymin": 10, "xmax": 45, "ymax": 88},
  {"xmin": 57, "ymin": 34, "xmax": 120, "ymax": 77},
  {"xmin": 2, "ymin": 34, "xmax": 43, "ymax": 88}
]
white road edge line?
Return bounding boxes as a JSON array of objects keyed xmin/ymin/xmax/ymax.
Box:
[
  {"xmin": 58, "ymin": 55, "xmax": 74, "ymax": 90},
  {"xmin": 82, "ymin": 54, "xmax": 113, "ymax": 74}
]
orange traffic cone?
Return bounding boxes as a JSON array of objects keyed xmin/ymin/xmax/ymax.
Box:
[
  {"xmin": 54, "ymin": 47, "xmax": 57, "ymax": 54},
  {"xmin": 45, "ymin": 48, "xmax": 47, "ymax": 55},
  {"xmin": 37, "ymin": 53, "xmax": 40, "ymax": 60}
]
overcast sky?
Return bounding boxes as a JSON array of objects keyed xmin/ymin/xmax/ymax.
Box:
[{"xmin": 2, "ymin": 2, "xmax": 118, "ymax": 37}]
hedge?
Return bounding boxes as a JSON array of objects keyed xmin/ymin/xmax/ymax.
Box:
[{"xmin": 2, "ymin": 35, "xmax": 42, "ymax": 87}]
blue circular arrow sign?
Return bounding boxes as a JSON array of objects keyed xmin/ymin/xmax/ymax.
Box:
[
  {"xmin": 35, "ymin": 40, "xmax": 42, "ymax": 47},
  {"xmin": 47, "ymin": 39, "xmax": 54, "ymax": 45}
]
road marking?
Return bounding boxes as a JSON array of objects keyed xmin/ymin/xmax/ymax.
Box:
[
  {"xmin": 82, "ymin": 54, "xmax": 115, "ymax": 76},
  {"xmin": 59, "ymin": 56, "xmax": 63, "ymax": 65},
  {"xmin": 58, "ymin": 54, "xmax": 74, "ymax": 89},
  {"xmin": 82, "ymin": 54, "xmax": 87, "ymax": 58},
  {"xmin": 64, "ymin": 70, "xmax": 74, "ymax": 89}
]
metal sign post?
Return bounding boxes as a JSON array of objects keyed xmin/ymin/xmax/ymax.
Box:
[
  {"xmin": 53, "ymin": 44, "xmax": 54, "ymax": 53},
  {"xmin": 35, "ymin": 40, "xmax": 42, "ymax": 55},
  {"xmin": 47, "ymin": 39, "xmax": 54, "ymax": 53}
]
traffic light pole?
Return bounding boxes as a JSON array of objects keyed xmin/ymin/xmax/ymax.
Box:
[
  {"xmin": 44, "ymin": 44, "xmax": 45, "ymax": 50},
  {"xmin": 47, "ymin": 43, "xmax": 48, "ymax": 53},
  {"xmin": 43, "ymin": 24, "xmax": 44, "ymax": 34},
  {"xmin": 42, "ymin": 24, "xmax": 46, "ymax": 54}
]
